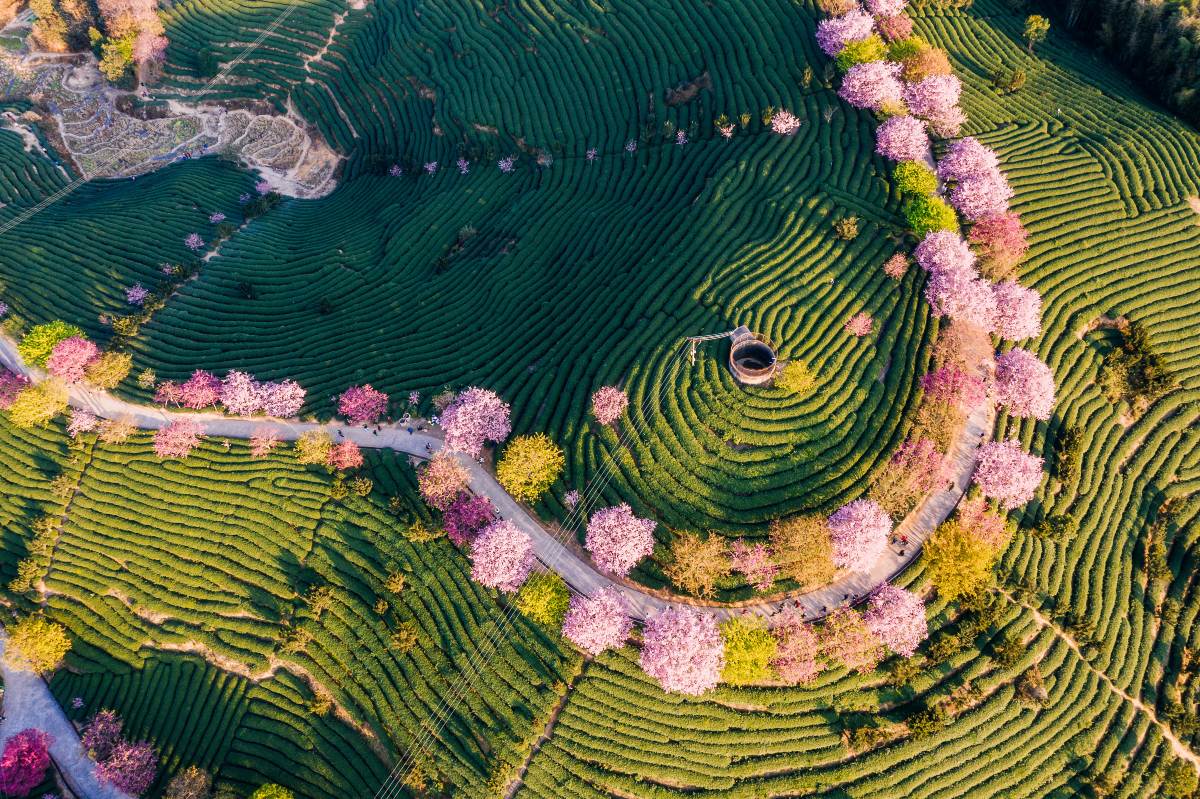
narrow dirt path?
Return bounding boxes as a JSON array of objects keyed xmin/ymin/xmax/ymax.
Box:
[{"xmin": 1001, "ymin": 589, "xmax": 1200, "ymax": 769}]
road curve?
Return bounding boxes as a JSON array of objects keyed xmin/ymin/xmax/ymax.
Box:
[{"xmin": 0, "ymin": 333, "xmax": 993, "ymax": 622}]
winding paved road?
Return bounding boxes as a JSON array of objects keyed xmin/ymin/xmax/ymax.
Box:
[{"xmin": 0, "ymin": 332, "xmax": 993, "ymax": 622}]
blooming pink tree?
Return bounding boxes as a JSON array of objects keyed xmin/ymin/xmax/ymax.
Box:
[
  {"xmin": 863, "ymin": 583, "xmax": 928, "ymax": 656},
  {"xmin": 153, "ymin": 420, "xmax": 205, "ymax": 459},
  {"xmin": 839, "ymin": 61, "xmax": 903, "ymax": 111},
  {"xmin": 0, "ymin": 367, "xmax": 29, "ymax": 410},
  {"xmin": 179, "ymin": 370, "xmax": 221, "ymax": 409},
  {"xmin": 991, "ymin": 281, "xmax": 1042, "ymax": 341},
  {"xmin": 844, "ymin": 312, "xmax": 873, "ymax": 337},
  {"xmin": 875, "ymin": 116, "xmax": 930, "ymax": 162},
  {"xmin": 883, "ymin": 253, "xmax": 909, "ymax": 279},
  {"xmin": 125, "ymin": 283, "xmax": 149, "ymax": 305},
  {"xmin": 220, "ymin": 370, "xmax": 263, "ymax": 416},
  {"xmin": 770, "ymin": 609, "xmax": 823, "ymax": 684},
  {"xmin": 327, "ymin": 440, "xmax": 364, "ymax": 471},
  {"xmin": 973, "ymin": 439, "xmax": 1044, "ymax": 509},
  {"xmin": 890, "ymin": 437, "xmax": 945, "ymax": 492},
  {"xmin": 903, "ymin": 74, "xmax": 961, "ymax": 122},
  {"xmin": 561, "ymin": 586, "xmax": 633, "ymax": 655},
  {"xmin": 639, "ymin": 608, "xmax": 724, "ymax": 695},
  {"xmin": 876, "ymin": 13, "xmax": 912, "ymax": 41},
  {"xmin": 585, "ymin": 503, "xmax": 656, "ymax": 577},
  {"xmin": 949, "ymin": 168, "xmax": 1013, "ymax": 222},
  {"xmin": 936, "ymin": 137, "xmax": 999, "ymax": 183},
  {"xmin": 770, "ymin": 109, "xmax": 802, "ymax": 135},
  {"xmin": 819, "ymin": 606, "xmax": 884, "ymax": 673},
  {"xmin": 68, "ymin": 408, "xmax": 99, "ymax": 438},
  {"xmin": 418, "ymin": 451, "xmax": 471, "ymax": 510},
  {"xmin": 956, "ymin": 495, "xmax": 1011, "ymax": 550},
  {"xmin": 95, "ymin": 740, "xmax": 157, "ymax": 796},
  {"xmin": 970, "ymin": 212, "xmax": 1029, "ymax": 273},
  {"xmin": 82, "ymin": 710, "xmax": 123, "ymax": 761},
  {"xmin": 915, "ymin": 231, "xmax": 977, "ymax": 276},
  {"xmin": 249, "ymin": 426, "xmax": 280, "ymax": 458},
  {"xmin": 443, "ymin": 493, "xmax": 496, "ymax": 547},
  {"xmin": 441, "ymin": 387, "xmax": 512, "ymax": 457},
  {"xmin": 729, "ymin": 539, "xmax": 778, "ymax": 591},
  {"xmin": 338, "ymin": 384, "xmax": 388, "ymax": 425},
  {"xmin": 0, "ymin": 728, "xmax": 53, "ymax": 797},
  {"xmin": 924, "ymin": 267, "xmax": 997, "ymax": 331},
  {"xmin": 828, "ymin": 499, "xmax": 891, "ymax": 573},
  {"xmin": 864, "ymin": 0, "xmax": 906, "ymax": 15},
  {"xmin": 184, "ymin": 233, "xmax": 204, "ymax": 251},
  {"xmin": 470, "ymin": 520, "xmax": 534, "ymax": 593},
  {"xmin": 46, "ymin": 336, "xmax": 99, "ymax": 383},
  {"xmin": 921, "ymin": 366, "xmax": 987, "ymax": 407},
  {"xmin": 591, "ymin": 386, "xmax": 628, "ymax": 425},
  {"xmin": 994, "ymin": 348, "xmax": 1055, "ymax": 420},
  {"xmin": 815, "ymin": 8, "xmax": 875, "ymax": 56},
  {"xmin": 260, "ymin": 380, "xmax": 306, "ymax": 417}
]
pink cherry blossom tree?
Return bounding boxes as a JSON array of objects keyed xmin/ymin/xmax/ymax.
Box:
[
  {"xmin": 154, "ymin": 420, "xmax": 205, "ymax": 458},
  {"xmin": 815, "ymin": 8, "xmax": 875, "ymax": 56},
  {"xmin": 729, "ymin": 539, "xmax": 778, "ymax": 591},
  {"xmin": 179, "ymin": 370, "xmax": 221, "ymax": 409},
  {"xmin": 561, "ymin": 586, "xmax": 633, "ymax": 655},
  {"xmin": 441, "ymin": 387, "xmax": 512, "ymax": 457},
  {"xmin": 973, "ymin": 439, "xmax": 1044, "ymax": 509},
  {"xmin": 0, "ymin": 728, "xmax": 53, "ymax": 797},
  {"xmin": 184, "ymin": 233, "xmax": 204, "ymax": 251},
  {"xmin": 921, "ymin": 366, "xmax": 987, "ymax": 406},
  {"xmin": 883, "ymin": 253, "xmax": 909, "ymax": 279},
  {"xmin": 839, "ymin": 61, "xmax": 903, "ymax": 111},
  {"xmin": 95, "ymin": 740, "xmax": 157, "ymax": 796},
  {"xmin": 956, "ymin": 495, "xmax": 1011, "ymax": 550},
  {"xmin": 337, "ymin": 384, "xmax": 389, "ymax": 425},
  {"xmin": 864, "ymin": 0, "xmax": 906, "ymax": 15},
  {"xmin": 770, "ymin": 609, "xmax": 823, "ymax": 685},
  {"xmin": 828, "ymin": 499, "xmax": 892, "ymax": 573},
  {"xmin": 819, "ymin": 606, "xmax": 884, "ymax": 673},
  {"xmin": 46, "ymin": 336, "xmax": 99, "ymax": 383},
  {"xmin": 585, "ymin": 504, "xmax": 656, "ymax": 577},
  {"xmin": 249, "ymin": 426, "xmax": 280, "ymax": 458},
  {"xmin": 0, "ymin": 367, "xmax": 29, "ymax": 410},
  {"xmin": 68, "ymin": 408, "xmax": 99, "ymax": 438},
  {"xmin": 991, "ymin": 281, "xmax": 1042, "ymax": 341},
  {"xmin": 936, "ymin": 137, "xmax": 999, "ymax": 183},
  {"xmin": 125, "ymin": 283, "xmax": 149, "ymax": 305},
  {"xmin": 770, "ymin": 109, "xmax": 803, "ymax": 135},
  {"xmin": 443, "ymin": 493, "xmax": 496, "ymax": 547},
  {"xmin": 863, "ymin": 583, "xmax": 928, "ymax": 656},
  {"xmin": 903, "ymin": 74, "xmax": 961, "ymax": 122},
  {"xmin": 970, "ymin": 212, "xmax": 1029, "ymax": 273},
  {"xmin": 915, "ymin": 231, "xmax": 977, "ymax": 276},
  {"xmin": 845, "ymin": 312, "xmax": 874, "ymax": 337},
  {"xmin": 327, "ymin": 440, "xmax": 364, "ymax": 471},
  {"xmin": 890, "ymin": 437, "xmax": 945, "ymax": 491},
  {"xmin": 591, "ymin": 386, "xmax": 628, "ymax": 425},
  {"xmin": 875, "ymin": 115, "xmax": 930, "ymax": 162},
  {"xmin": 81, "ymin": 710, "xmax": 123, "ymax": 761},
  {"xmin": 639, "ymin": 608, "xmax": 724, "ymax": 695},
  {"xmin": 260, "ymin": 380, "xmax": 306, "ymax": 417},
  {"xmin": 994, "ymin": 348, "xmax": 1055, "ymax": 420},
  {"xmin": 924, "ymin": 266, "xmax": 997, "ymax": 332},
  {"xmin": 469, "ymin": 520, "xmax": 534, "ymax": 593},
  {"xmin": 949, "ymin": 168, "xmax": 1013, "ymax": 222},
  {"xmin": 220, "ymin": 370, "xmax": 263, "ymax": 416},
  {"xmin": 418, "ymin": 451, "xmax": 471, "ymax": 510},
  {"xmin": 876, "ymin": 13, "xmax": 912, "ymax": 41}
]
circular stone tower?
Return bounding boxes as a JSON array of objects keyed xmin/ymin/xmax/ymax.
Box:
[{"xmin": 728, "ymin": 326, "xmax": 777, "ymax": 385}]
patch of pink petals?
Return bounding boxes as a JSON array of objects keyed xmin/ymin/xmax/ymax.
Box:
[
  {"xmin": 585, "ymin": 503, "xmax": 656, "ymax": 577},
  {"xmin": 828, "ymin": 499, "xmax": 892, "ymax": 573},
  {"xmin": 639, "ymin": 608, "xmax": 724, "ymax": 695},
  {"xmin": 561, "ymin": 586, "xmax": 633, "ymax": 656}
]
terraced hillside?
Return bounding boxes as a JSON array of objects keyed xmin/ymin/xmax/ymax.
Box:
[
  {"xmin": 510, "ymin": 1, "xmax": 1200, "ymax": 796},
  {"xmin": 0, "ymin": 412, "xmax": 578, "ymax": 797},
  {"xmin": 3, "ymin": 0, "xmax": 933, "ymax": 545}
]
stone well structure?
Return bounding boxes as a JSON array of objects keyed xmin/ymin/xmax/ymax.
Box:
[{"xmin": 727, "ymin": 326, "xmax": 777, "ymax": 385}]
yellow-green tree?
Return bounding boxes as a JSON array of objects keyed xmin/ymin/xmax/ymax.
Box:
[
  {"xmin": 720, "ymin": 616, "xmax": 777, "ymax": 686},
  {"xmin": 496, "ymin": 433, "xmax": 564, "ymax": 503},
  {"xmin": 6, "ymin": 615, "xmax": 71, "ymax": 672},
  {"xmin": 294, "ymin": 429, "xmax": 333, "ymax": 465},
  {"xmin": 1023, "ymin": 15, "xmax": 1050, "ymax": 53},
  {"xmin": 663, "ymin": 531, "xmax": 730, "ymax": 599},
  {"xmin": 770, "ymin": 515, "xmax": 835, "ymax": 590},
  {"xmin": 515, "ymin": 571, "xmax": 570, "ymax": 627},
  {"xmin": 7, "ymin": 380, "xmax": 69, "ymax": 429},
  {"xmin": 84, "ymin": 351, "xmax": 133, "ymax": 389},
  {"xmin": 249, "ymin": 785, "xmax": 294, "ymax": 799},
  {"xmin": 924, "ymin": 519, "xmax": 995, "ymax": 600},
  {"xmin": 18, "ymin": 321, "xmax": 83, "ymax": 367},
  {"xmin": 776, "ymin": 361, "xmax": 817, "ymax": 395}
]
